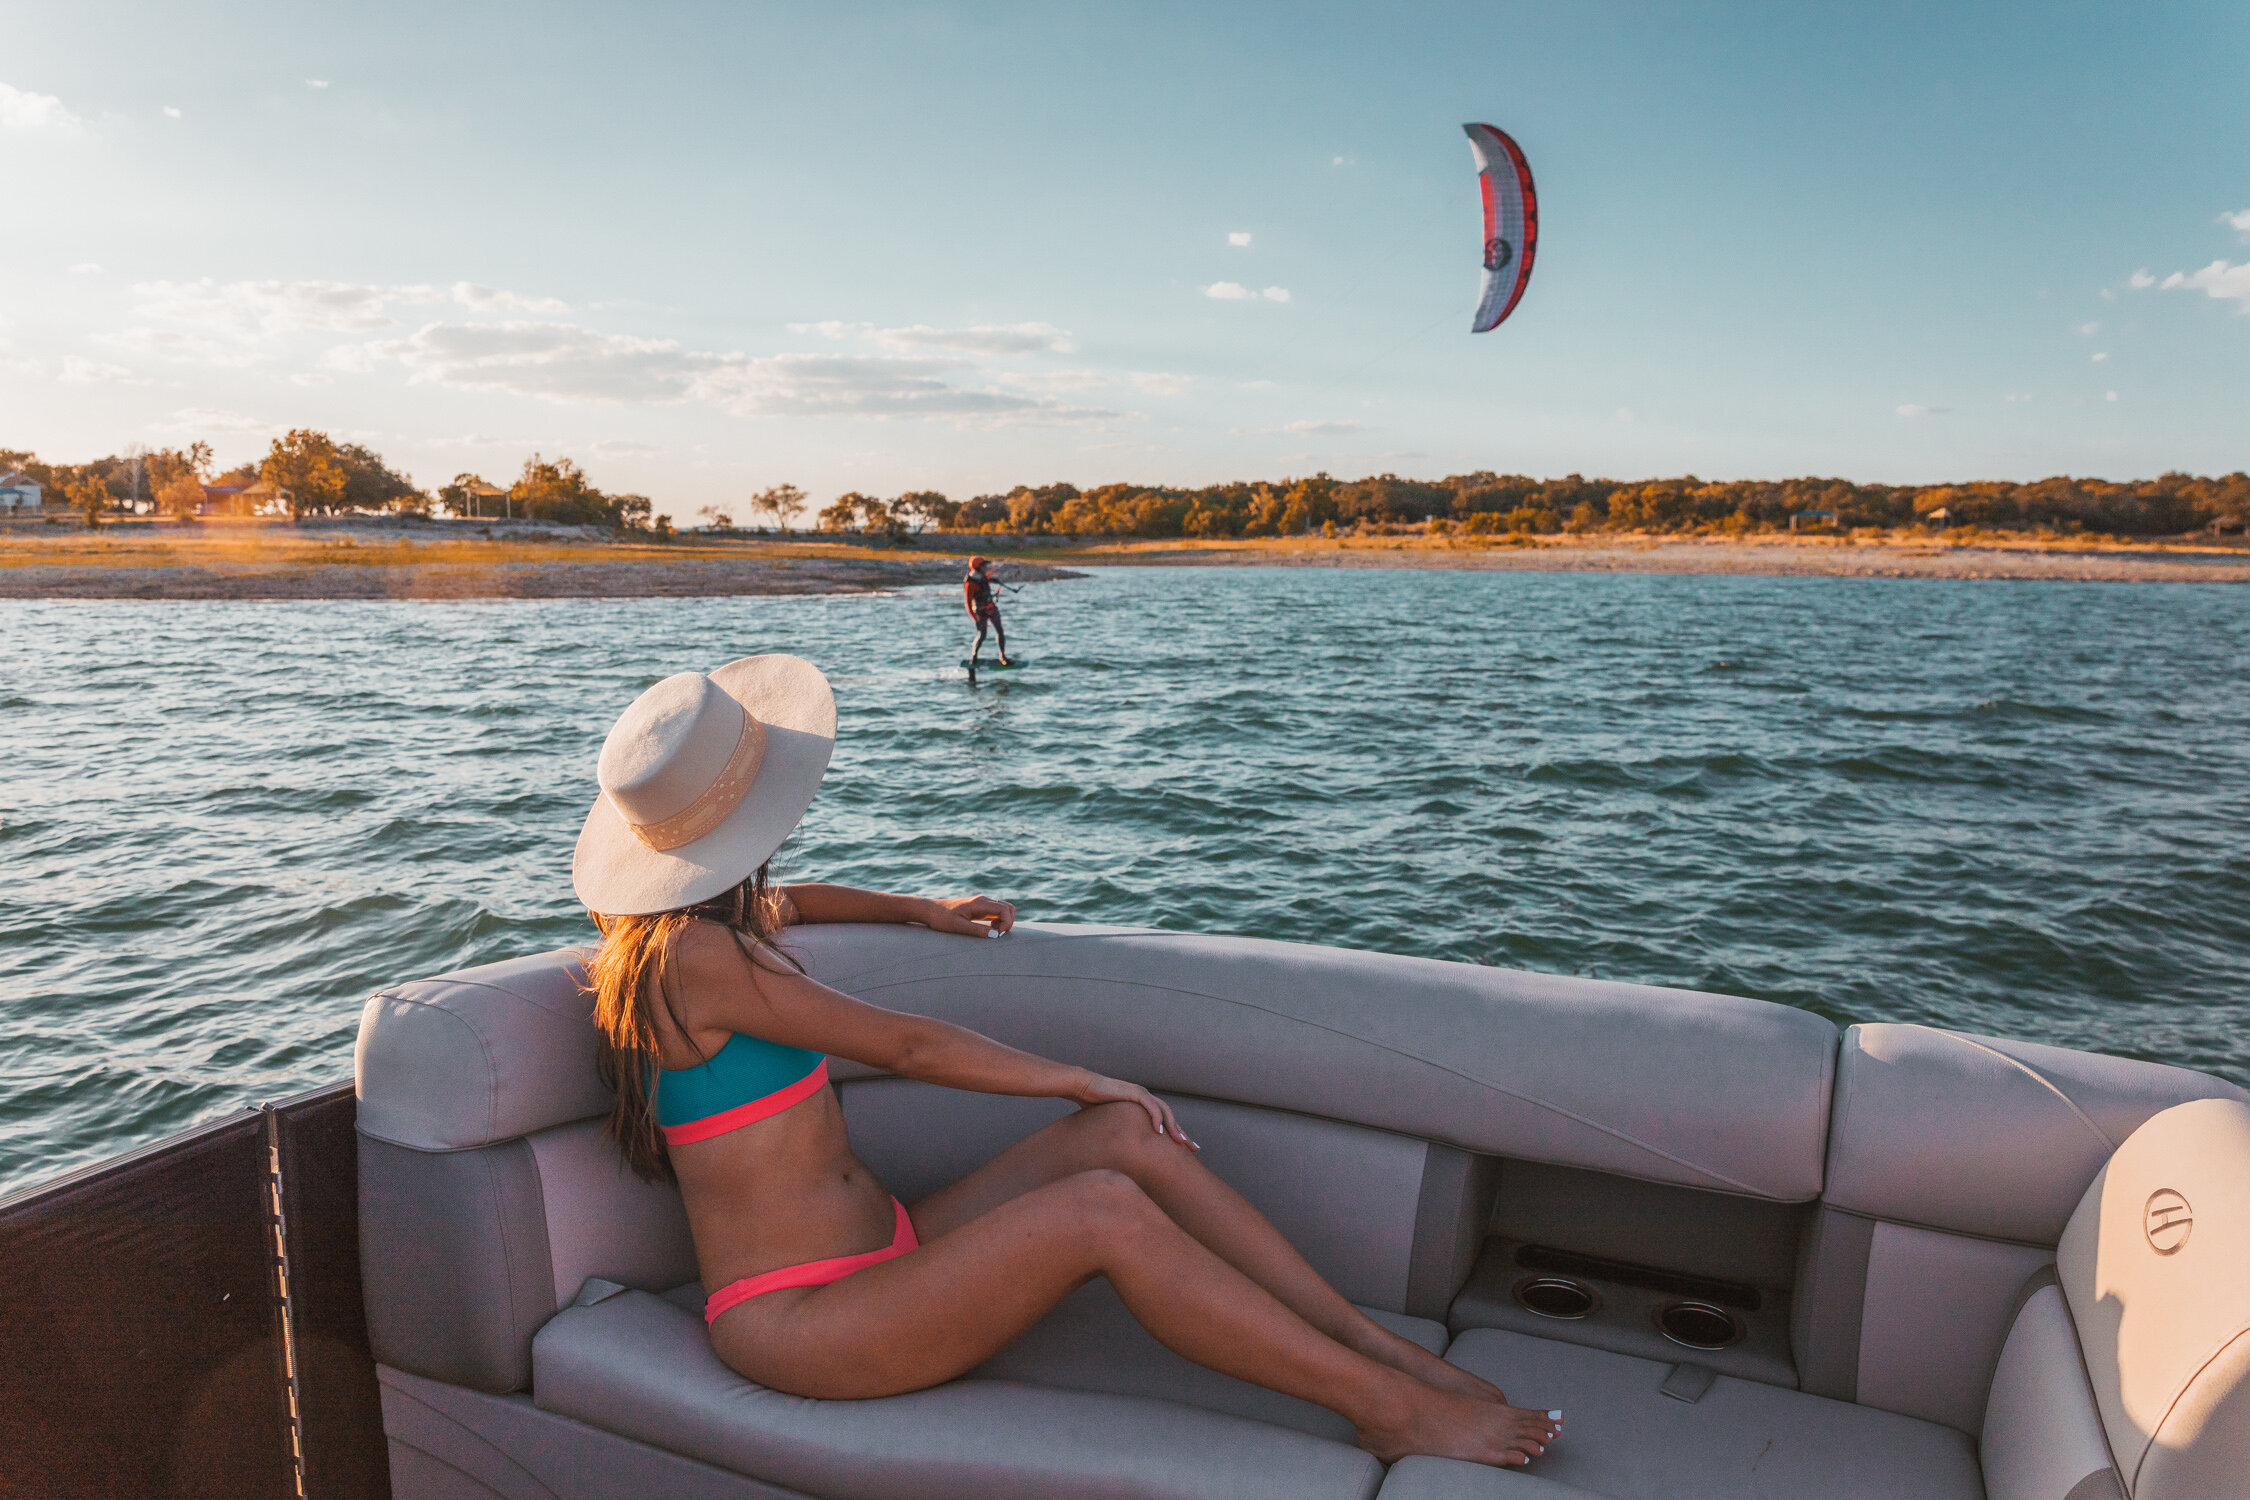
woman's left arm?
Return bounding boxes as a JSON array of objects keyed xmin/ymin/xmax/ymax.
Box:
[{"xmin": 780, "ymin": 882, "xmax": 1015, "ymax": 937}]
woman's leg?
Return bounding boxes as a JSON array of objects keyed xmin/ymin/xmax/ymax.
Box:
[
  {"xmin": 713, "ymin": 1168, "xmax": 1558, "ymax": 1468},
  {"xmin": 909, "ymin": 1102, "xmax": 1522, "ymax": 1407}
]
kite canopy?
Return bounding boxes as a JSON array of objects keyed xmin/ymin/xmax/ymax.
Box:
[{"xmin": 1464, "ymin": 123, "xmax": 1537, "ymax": 333}]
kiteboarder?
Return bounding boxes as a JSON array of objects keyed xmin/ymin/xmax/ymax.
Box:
[{"xmin": 964, "ymin": 555, "xmax": 1010, "ymax": 667}]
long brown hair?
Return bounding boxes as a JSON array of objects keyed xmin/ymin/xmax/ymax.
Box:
[{"xmin": 588, "ymin": 863, "xmax": 799, "ymax": 1183}]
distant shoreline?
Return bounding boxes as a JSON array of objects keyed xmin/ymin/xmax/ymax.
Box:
[
  {"xmin": 3, "ymin": 517, "xmax": 2246, "ymax": 597},
  {"xmin": 1018, "ymin": 532, "xmax": 2250, "ymax": 585},
  {"xmin": 0, "ymin": 522, "xmax": 1080, "ymax": 600}
]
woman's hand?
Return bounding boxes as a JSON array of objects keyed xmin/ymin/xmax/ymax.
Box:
[
  {"xmin": 1072, "ymin": 1072, "xmax": 1199, "ymax": 1151},
  {"xmin": 918, "ymin": 895, "xmax": 1016, "ymax": 937}
]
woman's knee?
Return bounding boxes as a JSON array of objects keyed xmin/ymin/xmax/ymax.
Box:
[
  {"xmin": 1071, "ymin": 1100, "xmax": 1190, "ymax": 1175},
  {"xmin": 1050, "ymin": 1166, "xmax": 1162, "ymax": 1239}
]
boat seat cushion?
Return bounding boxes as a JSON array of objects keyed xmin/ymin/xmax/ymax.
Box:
[
  {"xmin": 793, "ymin": 923, "xmax": 1838, "ymax": 1201},
  {"xmin": 1980, "ymin": 1275, "xmax": 2122, "ymax": 1500},
  {"xmin": 1377, "ymin": 1457, "xmax": 1610, "ymax": 1498},
  {"xmin": 654, "ymin": 1276, "xmax": 1448, "ymax": 1447},
  {"xmin": 2058, "ymin": 1097, "xmax": 2250, "ymax": 1500},
  {"xmin": 1821, "ymin": 1024, "xmax": 2249, "ymax": 1244},
  {"xmin": 535, "ymin": 1288, "xmax": 1387, "ymax": 1500},
  {"xmin": 1439, "ymin": 1328, "xmax": 1983, "ymax": 1500}
]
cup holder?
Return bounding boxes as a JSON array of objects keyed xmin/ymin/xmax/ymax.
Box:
[
  {"xmin": 1512, "ymin": 1276, "xmax": 1598, "ymax": 1320},
  {"xmin": 1655, "ymin": 1299, "xmax": 1743, "ymax": 1350}
]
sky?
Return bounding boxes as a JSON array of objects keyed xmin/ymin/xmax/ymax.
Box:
[{"xmin": 2, "ymin": 0, "xmax": 2246, "ymax": 518}]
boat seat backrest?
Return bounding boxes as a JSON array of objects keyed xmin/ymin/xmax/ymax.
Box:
[
  {"xmin": 787, "ymin": 921, "xmax": 1839, "ymax": 1201},
  {"xmin": 357, "ymin": 929, "xmax": 1617, "ymax": 1393},
  {"xmin": 1795, "ymin": 1024, "xmax": 2249, "ymax": 1434},
  {"xmin": 2050, "ymin": 1098, "xmax": 2250, "ymax": 1499}
]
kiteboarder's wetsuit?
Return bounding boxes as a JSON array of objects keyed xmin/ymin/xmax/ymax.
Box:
[{"xmin": 965, "ymin": 566, "xmax": 1008, "ymax": 664}]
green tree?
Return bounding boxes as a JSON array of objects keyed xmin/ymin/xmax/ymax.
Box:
[
  {"xmin": 891, "ymin": 490, "xmax": 958, "ymax": 531},
  {"xmin": 66, "ymin": 472, "xmax": 111, "ymax": 529},
  {"xmin": 752, "ymin": 483, "xmax": 807, "ymax": 530},
  {"xmin": 261, "ymin": 430, "xmax": 349, "ymax": 517},
  {"xmin": 335, "ymin": 443, "xmax": 427, "ymax": 513}
]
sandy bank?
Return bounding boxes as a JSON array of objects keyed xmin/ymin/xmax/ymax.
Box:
[
  {"xmin": 0, "ymin": 524, "xmax": 1080, "ymax": 600},
  {"xmin": 1025, "ymin": 533, "xmax": 2250, "ymax": 584}
]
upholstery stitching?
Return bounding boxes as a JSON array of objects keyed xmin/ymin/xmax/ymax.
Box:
[
  {"xmin": 851, "ymin": 969, "xmax": 1779, "ymax": 1195},
  {"xmin": 2132, "ymin": 1324, "xmax": 2250, "ymax": 1490},
  {"xmin": 1926, "ymin": 1027, "xmax": 2115, "ymax": 1152}
]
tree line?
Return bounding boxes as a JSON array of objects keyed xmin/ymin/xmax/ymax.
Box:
[
  {"xmin": 1, "ymin": 432, "xmax": 653, "ymax": 531},
  {"xmin": 729, "ymin": 470, "xmax": 2250, "ymax": 540}
]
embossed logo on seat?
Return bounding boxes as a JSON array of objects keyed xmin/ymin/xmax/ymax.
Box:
[{"xmin": 2145, "ymin": 1189, "xmax": 2193, "ymax": 1256}]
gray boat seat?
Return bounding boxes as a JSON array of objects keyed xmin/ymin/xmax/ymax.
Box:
[
  {"xmin": 1393, "ymin": 1328, "xmax": 1984, "ymax": 1500},
  {"xmin": 1979, "ymin": 1097, "xmax": 2250, "ymax": 1500},
  {"xmin": 350, "ymin": 925, "xmax": 1843, "ymax": 1500},
  {"xmin": 1793, "ymin": 1023, "xmax": 2249, "ymax": 1434},
  {"xmin": 535, "ymin": 1288, "xmax": 1390, "ymax": 1500}
]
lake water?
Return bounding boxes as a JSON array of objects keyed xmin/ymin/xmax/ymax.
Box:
[{"xmin": 4, "ymin": 566, "xmax": 2247, "ymax": 1196}]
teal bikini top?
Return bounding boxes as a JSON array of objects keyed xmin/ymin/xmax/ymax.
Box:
[{"xmin": 654, "ymin": 1032, "xmax": 829, "ymax": 1145}]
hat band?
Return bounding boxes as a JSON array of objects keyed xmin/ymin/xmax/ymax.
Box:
[{"xmin": 624, "ymin": 712, "xmax": 768, "ymax": 852}]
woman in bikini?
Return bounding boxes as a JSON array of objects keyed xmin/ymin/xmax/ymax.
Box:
[{"xmin": 572, "ymin": 653, "xmax": 1561, "ymax": 1470}]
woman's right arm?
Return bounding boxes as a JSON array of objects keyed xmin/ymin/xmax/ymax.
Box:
[{"xmin": 674, "ymin": 925, "xmax": 1195, "ymax": 1146}]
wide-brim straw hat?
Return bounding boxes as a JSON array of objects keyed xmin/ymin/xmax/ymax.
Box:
[{"xmin": 572, "ymin": 654, "xmax": 835, "ymax": 916}]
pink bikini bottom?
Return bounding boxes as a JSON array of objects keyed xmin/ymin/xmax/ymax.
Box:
[{"xmin": 704, "ymin": 1198, "xmax": 920, "ymax": 1325}]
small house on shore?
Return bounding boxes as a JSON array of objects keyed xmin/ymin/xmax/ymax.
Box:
[
  {"xmin": 0, "ymin": 470, "xmax": 43, "ymax": 514},
  {"xmin": 1923, "ymin": 507, "xmax": 1953, "ymax": 527},
  {"xmin": 1790, "ymin": 508, "xmax": 1839, "ymax": 532}
]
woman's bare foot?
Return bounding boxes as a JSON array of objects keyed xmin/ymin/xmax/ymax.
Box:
[
  {"xmin": 1354, "ymin": 1326, "xmax": 1517, "ymax": 1406},
  {"xmin": 1355, "ymin": 1379, "xmax": 1562, "ymax": 1468}
]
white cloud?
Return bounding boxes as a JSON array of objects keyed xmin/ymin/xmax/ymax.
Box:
[
  {"xmin": 2075, "ymin": 320, "xmax": 2101, "ymax": 335},
  {"xmin": 305, "ymin": 79, "xmax": 330, "ymax": 90},
  {"xmin": 1227, "ymin": 232, "xmax": 1252, "ymax": 247},
  {"xmin": 450, "ymin": 282, "xmax": 571, "ymax": 315},
  {"xmin": 163, "ymin": 106, "xmax": 181, "ymax": 119},
  {"xmin": 151, "ymin": 407, "xmax": 278, "ymax": 435},
  {"xmin": 2158, "ymin": 260, "xmax": 2250, "ymax": 309},
  {"xmin": 69, "ymin": 262, "xmax": 102, "ymax": 276},
  {"xmin": 995, "ymin": 367, "xmax": 1111, "ymax": 395},
  {"xmin": 1206, "ymin": 282, "xmax": 1290, "ymax": 303},
  {"xmin": 1895, "ymin": 404, "xmax": 1951, "ymax": 417},
  {"xmin": 2091, "ymin": 351, "xmax": 2109, "ymax": 362},
  {"xmin": 291, "ymin": 372, "xmax": 334, "ymax": 387},
  {"xmin": 1234, "ymin": 418, "xmax": 1367, "ymax": 435},
  {"xmin": 589, "ymin": 439, "xmax": 662, "ymax": 457},
  {"xmin": 371, "ymin": 319, "xmax": 1114, "ymax": 426},
  {"xmin": 2128, "ymin": 269, "xmax": 2155, "ymax": 289},
  {"xmin": 2105, "ymin": 391, "xmax": 2118, "ymax": 402},
  {"xmin": 1331, "ymin": 155, "xmax": 1352, "ymax": 166},
  {"xmin": 789, "ymin": 320, "xmax": 1073, "ymax": 355},
  {"xmin": 2220, "ymin": 209, "xmax": 2250, "ymax": 238},
  {"xmin": 2005, "ymin": 392, "xmax": 2034, "ymax": 404},
  {"xmin": 106, "ymin": 326, "xmax": 268, "ymax": 366},
  {"xmin": 0, "ymin": 83, "xmax": 82, "ymax": 135},
  {"xmin": 59, "ymin": 356, "xmax": 143, "ymax": 385},
  {"xmin": 134, "ymin": 278, "xmax": 436, "ymax": 335},
  {"xmin": 1128, "ymin": 371, "xmax": 1194, "ymax": 397}
]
